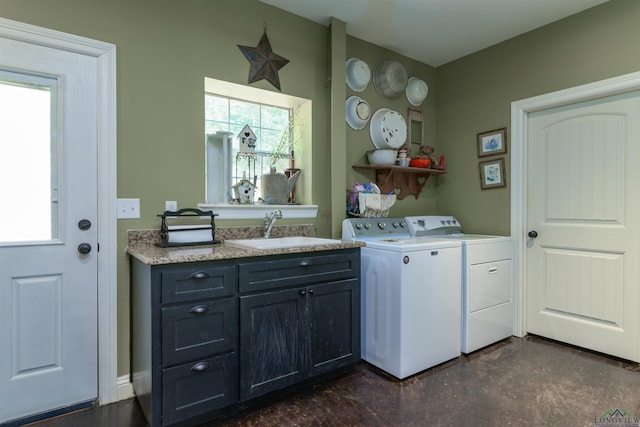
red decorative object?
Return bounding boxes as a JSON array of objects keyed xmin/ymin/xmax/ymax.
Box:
[{"xmin": 409, "ymin": 158, "xmax": 431, "ymax": 168}]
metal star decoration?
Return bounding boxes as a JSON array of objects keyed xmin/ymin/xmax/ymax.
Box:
[{"xmin": 238, "ymin": 30, "xmax": 289, "ymax": 91}]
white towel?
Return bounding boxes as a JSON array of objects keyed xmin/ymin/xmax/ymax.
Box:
[
  {"xmin": 167, "ymin": 225, "xmax": 213, "ymax": 243},
  {"xmin": 358, "ymin": 193, "xmax": 396, "ymax": 216}
]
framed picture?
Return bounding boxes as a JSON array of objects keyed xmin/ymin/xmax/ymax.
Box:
[
  {"xmin": 477, "ymin": 127, "xmax": 507, "ymax": 157},
  {"xmin": 479, "ymin": 158, "xmax": 506, "ymax": 190}
]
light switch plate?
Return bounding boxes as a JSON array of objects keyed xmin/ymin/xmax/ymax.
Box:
[{"xmin": 117, "ymin": 198, "xmax": 140, "ymax": 219}]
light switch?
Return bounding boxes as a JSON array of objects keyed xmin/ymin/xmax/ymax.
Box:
[{"xmin": 117, "ymin": 198, "xmax": 140, "ymax": 219}]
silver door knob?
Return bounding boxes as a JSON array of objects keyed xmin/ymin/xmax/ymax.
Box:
[{"xmin": 78, "ymin": 243, "xmax": 92, "ymax": 254}]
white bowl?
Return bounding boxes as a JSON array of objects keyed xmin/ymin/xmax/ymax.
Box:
[
  {"xmin": 406, "ymin": 77, "xmax": 429, "ymax": 106},
  {"xmin": 346, "ymin": 96, "xmax": 371, "ymax": 130},
  {"xmin": 346, "ymin": 57, "xmax": 371, "ymax": 92},
  {"xmin": 367, "ymin": 149, "xmax": 398, "ymax": 165}
]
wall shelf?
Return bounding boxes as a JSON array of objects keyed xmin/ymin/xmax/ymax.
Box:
[{"xmin": 352, "ymin": 165, "xmax": 447, "ymax": 200}]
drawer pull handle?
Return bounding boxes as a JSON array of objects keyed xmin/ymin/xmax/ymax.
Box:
[
  {"xmin": 299, "ymin": 290, "xmax": 306, "ymax": 296},
  {"xmin": 488, "ymin": 267, "xmax": 498, "ymax": 274},
  {"xmin": 299, "ymin": 260, "xmax": 311, "ymax": 267},
  {"xmin": 190, "ymin": 361, "xmax": 210, "ymax": 372},
  {"xmin": 308, "ymin": 289, "xmax": 314, "ymax": 295},
  {"xmin": 190, "ymin": 305, "xmax": 210, "ymax": 314},
  {"xmin": 191, "ymin": 271, "xmax": 210, "ymax": 280}
]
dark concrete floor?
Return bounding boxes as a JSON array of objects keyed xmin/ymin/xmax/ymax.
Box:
[{"xmin": 25, "ymin": 335, "xmax": 640, "ymax": 427}]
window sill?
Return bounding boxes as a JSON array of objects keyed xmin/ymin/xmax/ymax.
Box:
[{"xmin": 198, "ymin": 203, "xmax": 318, "ymax": 220}]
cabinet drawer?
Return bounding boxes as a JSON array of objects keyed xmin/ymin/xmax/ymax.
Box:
[
  {"xmin": 162, "ymin": 297, "xmax": 237, "ymax": 366},
  {"xmin": 238, "ymin": 250, "xmax": 360, "ymax": 293},
  {"xmin": 162, "ymin": 353, "xmax": 238, "ymax": 426},
  {"xmin": 161, "ymin": 264, "xmax": 236, "ymax": 304}
]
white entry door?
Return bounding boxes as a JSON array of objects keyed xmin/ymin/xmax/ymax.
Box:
[
  {"xmin": 526, "ymin": 90, "xmax": 640, "ymax": 362},
  {"xmin": 0, "ymin": 34, "xmax": 99, "ymax": 422}
]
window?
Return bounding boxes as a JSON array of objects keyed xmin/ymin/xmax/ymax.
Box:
[
  {"xmin": 203, "ymin": 78, "xmax": 312, "ymax": 210},
  {"xmin": 205, "ymin": 94, "xmax": 291, "ymax": 202},
  {"xmin": 0, "ymin": 69, "xmax": 59, "ymax": 243}
]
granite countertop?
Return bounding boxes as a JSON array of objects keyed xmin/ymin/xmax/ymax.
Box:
[{"xmin": 127, "ymin": 225, "xmax": 364, "ymax": 266}]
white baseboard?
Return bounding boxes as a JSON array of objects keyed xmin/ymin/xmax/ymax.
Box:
[{"xmin": 117, "ymin": 374, "xmax": 135, "ymax": 401}]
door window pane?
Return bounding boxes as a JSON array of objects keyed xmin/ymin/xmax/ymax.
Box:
[{"xmin": 0, "ymin": 70, "xmax": 58, "ymax": 243}]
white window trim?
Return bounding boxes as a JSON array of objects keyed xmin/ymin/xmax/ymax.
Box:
[{"xmin": 198, "ymin": 203, "xmax": 318, "ymax": 219}]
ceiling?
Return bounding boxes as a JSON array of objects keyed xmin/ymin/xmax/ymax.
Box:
[{"xmin": 259, "ymin": 0, "xmax": 609, "ymax": 67}]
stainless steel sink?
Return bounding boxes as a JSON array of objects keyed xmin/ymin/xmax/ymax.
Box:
[{"xmin": 224, "ymin": 236, "xmax": 342, "ymax": 250}]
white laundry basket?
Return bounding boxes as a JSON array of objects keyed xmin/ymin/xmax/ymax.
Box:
[{"xmin": 347, "ymin": 190, "xmax": 396, "ymax": 217}]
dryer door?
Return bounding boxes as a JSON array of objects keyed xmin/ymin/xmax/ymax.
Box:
[{"xmin": 468, "ymin": 259, "xmax": 512, "ymax": 312}]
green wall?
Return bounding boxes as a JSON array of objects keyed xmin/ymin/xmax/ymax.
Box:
[
  {"xmin": 436, "ymin": 0, "xmax": 640, "ymax": 235},
  {"xmin": 2, "ymin": 0, "xmax": 638, "ymax": 379}
]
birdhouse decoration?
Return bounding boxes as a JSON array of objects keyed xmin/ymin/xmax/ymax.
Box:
[
  {"xmin": 235, "ymin": 125, "xmax": 258, "ymax": 203},
  {"xmin": 238, "ymin": 124, "xmax": 257, "ymax": 155},
  {"xmin": 232, "ymin": 173, "xmax": 256, "ymax": 204}
]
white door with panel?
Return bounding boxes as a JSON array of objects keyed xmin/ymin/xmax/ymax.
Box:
[
  {"xmin": 0, "ymin": 34, "xmax": 99, "ymax": 422},
  {"xmin": 526, "ymin": 91, "xmax": 640, "ymax": 362}
]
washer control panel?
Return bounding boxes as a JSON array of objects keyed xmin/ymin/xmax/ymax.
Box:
[
  {"xmin": 405, "ymin": 215, "xmax": 463, "ymax": 236},
  {"xmin": 342, "ymin": 217, "xmax": 408, "ymax": 240}
]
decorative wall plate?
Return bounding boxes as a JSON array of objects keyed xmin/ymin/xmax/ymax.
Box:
[
  {"xmin": 369, "ymin": 108, "xmax": 407, "ymax": 149},
  {"xmin": 346, "ymin": 96, "xmax": 371, "ymax": 130},
  {"xmin": 346, "ymin": 57, "xmax": 371, "ymax": 92},
  {"xmin": 373, "ymin": 60, "xmax": 408, "ymax": 100}
]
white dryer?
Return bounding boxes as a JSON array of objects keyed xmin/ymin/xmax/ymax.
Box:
[{"xmin": 405, "ymin": 215, "xmax": 514, "ymax": 354}]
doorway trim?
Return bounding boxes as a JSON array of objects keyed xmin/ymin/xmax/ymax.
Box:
[
  {"xmin": 510, "ymin": 71, "xmax": 640, "ymax": 338},
  {"xmin": 0, "ymin": 18, "xmax": 118, "ymax": 404}
]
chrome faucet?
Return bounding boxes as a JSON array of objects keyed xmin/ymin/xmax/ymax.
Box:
[{"xmin": 264, "ymin": 209, "xmax": 282, "ymax": 239}]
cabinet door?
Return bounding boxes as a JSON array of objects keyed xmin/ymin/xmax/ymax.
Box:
[
  {"xmin": 239, "ymin": 288, "xmax": 306, "ymax": 401},
  {"xmin": 308, "ymin": 279, "xmax": 360, "ymax": 375}
]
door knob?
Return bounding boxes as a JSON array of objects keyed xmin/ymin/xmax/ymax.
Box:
[
  {"xmin": 528, "ymin": 231, "xmax": 538, "ymax": 239},
  {"xmin": 78, "ymin": 219, "xmax": 92, "ymax": 230},
  {"xmin": 78, "ymin": 243, "xmax": 92, "ymax": 254}
]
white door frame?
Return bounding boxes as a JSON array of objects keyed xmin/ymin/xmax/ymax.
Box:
[
  {"xmin": 0, "ymin": 18, "xmax": 118, "ymax": 405},
  {"xmin": 511, "ymin": 71, "xmax": 640, "ymax": 338}
]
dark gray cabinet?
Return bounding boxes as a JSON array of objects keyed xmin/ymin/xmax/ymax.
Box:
[
  {"xmin": 238, "ymin": 250, "xmax": 360, "ymax": 401},
  {"xmin": 131, "ymin": 248, "xmax": 360, "ymax": 427},
  {"xmin": 131, "ymin": 260, "xmax": 239, "ymax": 427}
]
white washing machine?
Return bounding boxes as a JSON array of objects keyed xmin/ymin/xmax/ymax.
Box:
[
  {"xmin": 342, "ymin": 217, "xmax": 462, "ymax": 379},
  {"xmin": 405, "ymin": 215, "xmax": 514, "ymax": 354}
]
